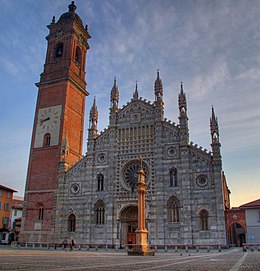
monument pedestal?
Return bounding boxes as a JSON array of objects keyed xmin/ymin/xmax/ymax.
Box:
[{"xmin": 127, "ymin": 224, "xmax": 154, "ymax": 256}]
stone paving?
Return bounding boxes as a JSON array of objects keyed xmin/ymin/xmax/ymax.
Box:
[{"xmin": 0, "ymin": 246, "xmax": 259, "ymax": 271}]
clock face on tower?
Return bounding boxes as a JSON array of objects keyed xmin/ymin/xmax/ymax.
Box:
[{"xmin": 34, "ymin": 105, "xmax": 62, "ymax": 148}]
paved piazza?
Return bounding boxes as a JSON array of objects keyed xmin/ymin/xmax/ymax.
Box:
[{"xmin": 0, "ymin": 247, "xmax": 259, "ymax": 271}]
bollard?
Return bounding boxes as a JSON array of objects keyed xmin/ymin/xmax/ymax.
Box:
[
  {"xmin": 165, "ymin": 245, "xmax": 168, "ymax": 252},
  {"xmin": 207, "ymin": 246, "xmax": 210, "ymax": 252},
  {"xmin": 185, "ymin": 245, "xmax": 188, "ymax": 253},
  {"xmin": 105, "ymin": 244, "xmax": 108, "ymax": 251},
  {"xmin": 175, "ymin": 245, "xmax": 178, "ymax": 252},
  {"xmin": 242, "ymin": 245, "xmax": 247, "ymax": 252},
  {"xmin": 95, "ymin": 245, "xmax": 98, "ymax": 251},
  {"xmin": 196, "ymin": 245, "xmax": 199, "ymax": 253},
  {"xmin": 218, "ymin": 245, "xmax": 221, "ymax": 252}
]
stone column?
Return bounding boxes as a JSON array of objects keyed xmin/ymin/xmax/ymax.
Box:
[{"xmin": 128, "ymin": 158, "xmax": 154, "ymax": 256}]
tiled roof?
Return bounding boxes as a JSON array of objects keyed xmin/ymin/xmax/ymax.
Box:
[
  {"xmin": 239, "ymin": 199, "xmax": 260, "ymax": 208},
  {"xmin": 0, "ymin": 184, "xmax": 17, "ymax": 192}
]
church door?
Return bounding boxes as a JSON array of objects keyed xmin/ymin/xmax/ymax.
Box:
[
  {"xmin": 127, "ymin": 221, "xmax": 138, "ymax": 244},
  {"xmin": 120, "ymin": 206, "xmax": 138, "ymax": 245}
]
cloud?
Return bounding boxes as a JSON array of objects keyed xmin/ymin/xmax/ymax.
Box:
[{"xmin": 189, "ymin": 59, "xmax": 229, "ymax": 100}]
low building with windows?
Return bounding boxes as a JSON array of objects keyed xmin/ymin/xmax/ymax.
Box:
[
  {"xmin": 240, "ymin": 199, "xmax": 260, "ymax": 244},
  {"xmin": 0, "ymin": 185, "xmax": 17, "ymax": 243}
]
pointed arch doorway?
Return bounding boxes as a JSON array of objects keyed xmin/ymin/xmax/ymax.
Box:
[{"xmin": 120, "ymin": 205, "xmax": 138, "ymax": 245}]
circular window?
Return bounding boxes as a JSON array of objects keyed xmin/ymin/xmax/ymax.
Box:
[
  {"xmin": 167, "ymin": 147, "xmax": 176, "ymax": 157},
  {"xmin": 122, "ymin": 161, "xmax": 149, "ymax": 192},
  {"xmin": 70, "ymin": 183, "xmax": 80, "ymax": 194},
  {"xmin": 196, "ymin": 175, "xmax": 208, "ymax": 187},
  {"xmin": 97, "ymin": 153, "xmax": 106, "ymax": 163}
]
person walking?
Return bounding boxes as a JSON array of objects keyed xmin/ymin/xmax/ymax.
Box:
[
  {"xmin": 62, "ymin": 238, "xmax": 68, "ymax": 252},
  {"xmin": 70, "ymin": 237, "xmax": 75, "ymax": 251}
]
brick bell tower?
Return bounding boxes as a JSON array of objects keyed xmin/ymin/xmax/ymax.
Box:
[{"xmin": 20, "ymin": 1, "xmax": 90, "ymax": 242}]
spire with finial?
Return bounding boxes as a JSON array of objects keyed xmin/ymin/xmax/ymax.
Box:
[
  {"xmin": 210, "ymin": 105, "xmax": 219, "ymax": 143},
  {"xmin": 68, "ymin": 1, "xmax": 77, "ymax": 13},
  {"xmin": 178, "ymin": 81, "xmax": 187, "ymax": 115},
  {"xmin": 110, "ymin": 77, "xmax": 119, "ymax": 110},
  {"xmin": 89, "ymin": 97, "xmax": 98, "ymax": 129},
  {"xmin": 210, "ymin": 106, "xmax": 221, "ymax": 160},
  {"xmin": 133, "ymin": 81, "xmax": 139, "ymax": 100},
  {"xmin": 178, "ymin": 81, "xmax": 189, "ymax": 144},
  {"xmin": 154, "ymin": 69, "xmax": 163, "ymax": 101}
]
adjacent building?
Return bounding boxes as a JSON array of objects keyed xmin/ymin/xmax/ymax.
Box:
[
  {"xmin": 10, "ymin": 197, "xmax": 24, "ymax": 242},
  {"xmin": 21, "ymin": 2, "xmax": 229, "ymax": 246},
  {"xmin": 240, "ymin": 199, "xmax": 260, "ymax": 244},
  {"xmin": 0, "ymin": 184, "xmax": 17, "ymax": 243}
]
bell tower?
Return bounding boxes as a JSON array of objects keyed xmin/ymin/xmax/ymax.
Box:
[{"xmin": 21, "ymin": 1, "xmax": 90, "ymax": 242}]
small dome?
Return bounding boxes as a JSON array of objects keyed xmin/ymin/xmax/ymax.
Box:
[{"xmin": 58, "ymin": 1, "xmax": 83, "ymax": 26}]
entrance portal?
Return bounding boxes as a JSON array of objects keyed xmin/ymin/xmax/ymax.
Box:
[
  {"xmin": 228, "ymin": 222, "xmax": 246, "ymax": 247},
  {"xmin": 120, "ymin": 205, "xmax": 138, "ymax": 245}
]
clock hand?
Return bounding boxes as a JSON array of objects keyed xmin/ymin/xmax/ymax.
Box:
[{"xmin": 40, "ymin": 117, "xmax": 50, "ymax": 124}]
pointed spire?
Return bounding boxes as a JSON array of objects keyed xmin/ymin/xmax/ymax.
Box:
[
  {"xmin": 210, "ymin": 106, "xmax": 221, "ymax": 160},
  {"xmin": 210, "ymin": 105, "xmax": 219, "ymax": 144},
  {"xmin": 89, "ymin": 97, "xmax": 98, "ymax": 129},
  {"xmin": 133, "ymin": 81, "xmax": 139, "ymax": 100},
  {"xmin": 178, "ymin": 81, "xmax": 187, "ymax": 114},
  {"xmin": 110, "ymin": 77, "xmax": 119, "ymax": 110},
  {"xmin": 180, "ymin": 81, "xmax": 184, "ymax": 95},
  {"xmin": 154, "ymin": 69, "xmax": 163, "ymax": 100}
]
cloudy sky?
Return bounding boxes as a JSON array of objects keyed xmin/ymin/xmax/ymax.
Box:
[{"xmin": 0, "ymin": 0, "xmax": 259, "ymax": 206}]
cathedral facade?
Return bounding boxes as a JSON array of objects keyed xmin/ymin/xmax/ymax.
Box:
[{"xmin": 21, "ymin": 2, "xmax": 229, "ymax": 246}]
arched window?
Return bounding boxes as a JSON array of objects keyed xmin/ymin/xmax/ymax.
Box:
[
  {"xmin": 199, "ymin": 209, "xmax": 209, "ymax": 230},
  {"xmin": 169, "ymin": 167, "xmax": 177, "ymax": 187},
  {"xmin": 43, "ymin": 133, "xmax": 51, "ymax": 147},
  {"xmin": 38, "ymin": 207, "xmax": 44, "ymax": 220},
  {"xmin": 97, "ymin": 173, "xmax": 104, "ymax": 191},
  {"xmin": 55, "ymin": 43, "xmax": 63, "ymax": 58},
  {"xmin": 94, "ymin": 200, "xmax": 105, "ymax": 225},
  {"xmin": 75, "ymin": 46, "xmax": 81, "ymax": 64},
  {"xmin": 68, "ymin": 213, "xmax": 76, "ymax": 232},
  {"xmin": 167, "ymin": 196, "xmax": 180, "ymax": 223}
]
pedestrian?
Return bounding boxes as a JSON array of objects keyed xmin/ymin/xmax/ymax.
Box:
[
  {"xmin": 62, "ymin": 238, "xmax": 68, "ymax": 252},
  {"xmin": 128, "ymin": 238, "xmax": 133, "ymax": 251},
  {"xmin": 70, "ymin": 237, "xmax": 75, "ymax": 251}
]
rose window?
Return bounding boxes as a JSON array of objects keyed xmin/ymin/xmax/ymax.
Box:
[{"xmin": 123, "ymin": 160, "xmax": 149, "ymax": 192}]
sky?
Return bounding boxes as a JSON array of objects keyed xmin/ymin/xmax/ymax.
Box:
[{"xmin": 0, "ymin": 0, "xmax": 259, "ymax": 207}]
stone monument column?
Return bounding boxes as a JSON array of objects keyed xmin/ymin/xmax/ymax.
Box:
[{"xmin": 128, "ymin": 157, "xmax": 154, "ymax": 256}]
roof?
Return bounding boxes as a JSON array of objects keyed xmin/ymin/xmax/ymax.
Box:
[
  {"xmin": 12, "ymin": 199, "xmax": 24, "ymax": 209},
  {"xmin": 0, "ymin": 184, "xmax": 17, "ymax": 193},
  {"xmin": 239, "ymin": 199, "xmax": 260, "ymax": 208}
]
